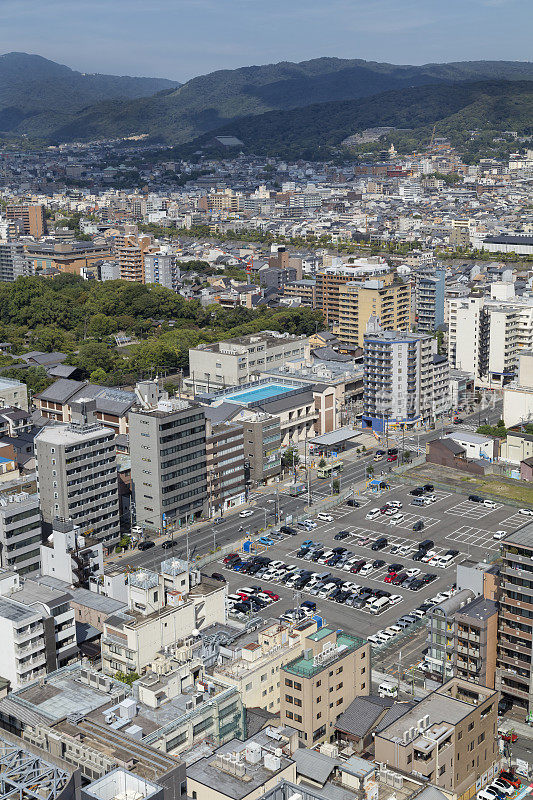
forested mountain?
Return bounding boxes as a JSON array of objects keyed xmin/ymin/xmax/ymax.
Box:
[
  {"xmin": 44, "ymin": 57, "xmax": 533, "ymax": 144},
  {"xmin": 180, "ymin": 79, "xmax": 533, "ymax": 160},
  {"xmin": 0, "ymin": 52, "xmax": 180, "ymax": 136}
]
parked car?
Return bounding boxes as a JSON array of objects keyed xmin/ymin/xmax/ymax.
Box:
[
  {"xmin": 483, "ymin": 499, "xmax": 497, "ymax": 509},
  {"xmin": 334, "ymin": 531, "xmax": 350, "ymax": 540},
  {"xmin": 413, "ymin": 520, "xmax": 425, "ymax": 532},
  {"xmin": 211, "ymin": 572, "xmax": 226, "ymax": 582},
  {"xmin": 317, "ymin": 512, "xmax": 334, "ymax": 522},
  {"xmin": 468, "ymin": 494, "xmax": 483, "ymax": 503},
  {"xmin": 493, "ymin": 530, "xmax": 507, "ymax": 540},
  {"xmin": 366, "ymin": 508, "xmax": 381, "ymax": 520},
  {"xmin": 519, "ymin": 508, "xmax": 533, "ymax": 516},
  {"xmin": 280, "ymin": 526, "xmax": 297, "ymax": 535},
  {"xmin": 346, "ymin": 499, "xmax": 360, "ymax": 507},
  {"xmin": 371, "ymin": 537, "xmax": 388, "ymax": 551},
  {"xmin": 389, "ymin": 594, "xmax": 403, "ymax": 606}
]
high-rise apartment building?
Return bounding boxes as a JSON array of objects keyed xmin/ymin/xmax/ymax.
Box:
[
  {"xmin": 0, "ymin": 242, "xmax": 30, "ymax": 282},
  {"xmin": 315, "ymin": 258, "xmax": 392, "ymax": 324},
  {"xmin": 0, "ymin": 492, "xmax": 41, "ymax": 576},
  {"xmin": 205, "ymin": 417, "xmax": 246, "ymax": 516},
  {"xmin": 447, "ymin": 283, "xmax": 533, "ymax": 387},
  {"xmin": 144, "ymin": 251, "xmax": 180, "ymax": 291},
  {"xmin": 335, "ymin": 278, "xmax": 411, "ymax": 348},
  {"xmin": 116, "ymin": 233, "xmax": 154, "ymax": 283},
  {"xmin": 415, "ymin": 267, "xmax": 445, "ymax": 332},
  {"xmin": 5, "ymin": 204, "xmax": 46, "ymax": 238},
  {"xmin": 129, "ymin": 399, "xmax": 208, "ymax": 533},
  {"xmin": 363, "ymin": 330, "xmax": 446, "ymax": 431},
  {"xmin": 280, "ymin": 627, "xmax": 370, "ymax": 745},
  {"xmin": 35, "ymin": 403, "xmax": 121, "ymax": 548},
  {"xmin": 496, "ymin": 525, "xmax": 533, "ymax": 713}
]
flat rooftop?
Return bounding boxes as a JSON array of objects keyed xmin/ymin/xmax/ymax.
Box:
[{"xmin": 284, "ymin": 631, "xmax": 364, "ymax": 678}]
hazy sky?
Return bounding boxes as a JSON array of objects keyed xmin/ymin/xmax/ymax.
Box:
[{"xmin": 1, "ymin": 0, "xmax": 531, "ymax": 82}]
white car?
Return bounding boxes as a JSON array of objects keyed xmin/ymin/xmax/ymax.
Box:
[
  {"xmin": 388, "ymin": 501, "xmax": 403, "ymax": 510},
  {"xmin": 405, "ymin": 568, "xmax": 421, "ymax": 578},
  {"xmin": 343, "ymin": 558, "xmax": 358, "ymax": 571},
  {"xmin": 397, "ymin": 545, "xmax": 411, "ymax": 556},
  {"xmin": 519, "ymin": 508, "xmax": 533, "ymax": 516},
  {"xmin": 359, "ymin": 563, "xmax": 373, "ymax": 576},
  {"xmin": 483, "ymin": 500, "xmax": 497, "ymax": 509},
  {"xmin": 316, "ymin": 513, "xmax": 333, "ymax": 522},
  {"xmin": 239, "ymin": 509, "xmax": 254, "ymax": 518},
  {"xmin": 421, "ymin": 549, "xmax": 437, "ymax": 563},
  {"xmin": 431, "ymin": 592, "xmax": 448, "ymax": 604},
  {"xmin": 493, "ymin": 530, "xmax": 507, "ymax": 540},
  {"xmin": 389, "ymin": 513, "xmax": 404, "ymax": 526},
  {"xmin": 385, "ymin": 625, "xmax": 402, "ymax": 636},
  {"xmin": 366, "ymin": 508, "xmax": 381, "ymax": 520},
  {"xmin": 375, "ymin": 630, "xmax": 393, "ymax": 643},
  {"xmin": 367, "ymin": 634, "xmax": 383, "ymax": 645},
  {"xmin": 389, "ymin": 594, "xmax": 403, "ymax": 606}
]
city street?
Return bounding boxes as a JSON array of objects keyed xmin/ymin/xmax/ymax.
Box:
[{"xmin": 106, "ymin": 399, "xmax": 504, "ymax": 572}]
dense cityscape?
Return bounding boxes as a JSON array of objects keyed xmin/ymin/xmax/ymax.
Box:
[{"xmin": 0, "ymin": 15, "xmax": 531, "ymax": 800}]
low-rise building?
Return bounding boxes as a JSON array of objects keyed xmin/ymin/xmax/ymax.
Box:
[
  {"xmin": 374, "ymin": 678, "xmax": 499, "ymax": 799},
  {"xmin": 280, "ymin": 627, "xmax": 370, "ymax": 745},
  {"xmin": 0, "ymin": 491, "xmax": 41, "ymax": 576},
  {"xmin": 40, "ymin": 517, "xmax": 103, "ymax": 587},
  {"xmin": 213, "ymin": 619, "xmax": 318, "ymax": 712},
  {"xmin": 101, "ymin": 560, "xmax": 226, "ymax": 676}
]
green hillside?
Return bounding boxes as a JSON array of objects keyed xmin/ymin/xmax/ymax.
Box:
[
  {"xmin": 0, "ymin": 52, "xmax": 180, "ymax": 136},
  {"xmin": 181, "ymin": 80, "xmax": 533, "ymax": 160},
  {"xmin": 49, "ymin": 58, "xmax": 533, "ymax": 144}
]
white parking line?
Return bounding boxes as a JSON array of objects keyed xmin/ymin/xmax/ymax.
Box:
[
  {"xmin": 375, "ymin": 512, "xmax": 439, "ymax": 531},
  {"xmin": 445, "ymin": 525, "xmax": 501, "ymax": 550},
  {"xmin": 504, "ymin": 512, "xmax": 531, "ymax": 529},
  {"xmin": 445, "ymin": 502, "xmax": 502, "ymax": 519}
]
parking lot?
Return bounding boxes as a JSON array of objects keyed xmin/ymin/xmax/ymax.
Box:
[{"xmin": 208, "ymin": 483, "xmax": 529, "ymax": 660}]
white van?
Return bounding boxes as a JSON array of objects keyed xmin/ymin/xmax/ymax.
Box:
[
  {"xmin": 366, "ymin": 508, "xmax": 381, "ymax": 520},
  {"xmin": 378, "ymin": 682, "xmax": 399, "ymax": 699},
  {"xmin": 369, "ymin": 596, "xmax": 390, "ymax": 614}
]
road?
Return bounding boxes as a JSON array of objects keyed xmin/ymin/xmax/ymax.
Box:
[{"xmin": 106, "ymin": 398, "xmax": 503, "ymax": 572}]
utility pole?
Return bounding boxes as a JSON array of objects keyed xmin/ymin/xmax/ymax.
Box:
[{"xmin": 397, "ymin": 650, "xmax": 402, "ymax": 696}]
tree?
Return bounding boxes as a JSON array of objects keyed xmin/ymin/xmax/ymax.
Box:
[
  {"xmin": 89, "ymin": 367, "xmax": 108, "ymax": 384},
  {"xmin": 332, "ymin": 479, "xmax": 340, "ymax": 494},
  {"xmin": 282, "ymin": 447, "xmax": 300, "ymax": 470},
  {"xmin": 115, "ymin": 671, "xmax": 139, "ymax": 686},
  {"xmin": 73, "ymin": 342, "xmax": 118, "ymax": 375},
  {"xmin": 318, "ymin": 457, "xmax": 326, "ymax": 469}
]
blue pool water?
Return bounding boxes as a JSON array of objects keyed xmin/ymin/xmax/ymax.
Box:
[{"xmin": 225, "ymin": 383, "xmax": 295, "ymax": 404}]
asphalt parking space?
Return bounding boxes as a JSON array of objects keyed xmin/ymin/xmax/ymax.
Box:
[
  {"xmin": 445, "ymin": 501, "xmax": 503, "ymax": 520},
  {"xmin": 206, "ymin": 484, "xmax": 526, "ymax": 656},
  {"xmin": 374, "ymin": 512, "xmax": 439, "ymax": 530}
]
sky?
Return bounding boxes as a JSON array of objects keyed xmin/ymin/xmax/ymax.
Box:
[{"xmin": 0, "ymin": 0, "xmax": 531, "ymax": 82}]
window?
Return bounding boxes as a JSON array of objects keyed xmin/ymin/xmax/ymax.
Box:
[
  {"xmin": 294, "ymin": 698, "xmax": 302, "ymax": 707},
  {"xmin": 294, "ymin": 714, "xmax": 302, "ymax": 723},
  {"xmin": 458, "ymin": 731, "xmax": 462, "ymax": 740},
  {"xmin": 285, "ymin": 695, "xmax": 293, "ymax": 704},
  {"xmin": 478, "ymin": 732, "xmax": 485, "ymax": 744},
  {"xmin": 336, "ymin": 666, "xmax": 343, "ymax": 674},
  {"xmin": 316, "ymin": 696, "xmax": 321, "ymax": 703},
  {"xmin": 336, "ymin": 698, "xmax": 343, "ymax": 706},
  {"xmin": 316, "ymin": 680, "xmax": 321, "ymax": 687},
  {"xmin": 286, "ymin": 711, "xmax": 293, "ymax": 720},
  {"xmin": 407, "ymin": 755, "xmax": 412, "ymax": 764},
  {"xmin": 337, "ymin": 682, "xmax": 343, "ymax": 690},
  {"xmin": 245, "ymin": 682, "xmax": 252, "ymax": 691},
  {"xmin": 285, "ymin": 679, "xmax": 293, "ymax": 687},
  {"xmin": 317, "ymin": 712, "xmax": 322, "ymax": 719},
  {"xmin": 294, "ymin": 681, "xmax": 302, "ymax": 691}
]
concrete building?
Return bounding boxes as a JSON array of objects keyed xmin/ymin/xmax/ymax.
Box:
[
  {"xmin": 101, "ymin": 561, "xmax": 226, "ymax": 676},
  {"xmin": 40, "ymin": 518, "xmax": 103, "ymax": 587},
  {"xmin": 0, "ymin": 491, "xmax": 41, "ymax": 576},
  {"xmin": 315, "ymin": 258, "xmax": 393, "ymax": 324},
  {"xmin": 0, "ymin": 593, "xmax": 48, "ymax": 689},
  {"xmin": 188, "ymin": 333, "xmax": 309, "ymax": 392},
  {"xmin": 213, "ymin": 618, "xmax": 318, "ymax": 712},
  {"xmin": 375, "ymin": 678, "xmax": 499, "ymax": 799},
  {"xmin": 5, "ymin": 204, "xmax": 46, "ymax": 238},
  {"xmin": 0, "ymin": 664, "xmax": 186, "ymax": 792},
  {"xmin": 447, "ymin": 284, "xmax": 533, "ymax": 387},
  {"xmin": 334, "ymin": 278, "xmax": 411, "ymax": 349},
  {"xmin": 34, "ymin": 408, "xmax": 121, "ymax": 548},
  {"xmin": 503, "ymin": 349, "xmax": 533, "ymax": 427},
  {"xmin": 186, "ymin": 730, "xmax": 296, "ymax": 800},
  {"xmin": 116, "ymin": 233, "xmax": 154, "ymax": 283},
  {"xmin": 424, "ymin": 590, "xmax": 498, "ymax": 688},
  {"xmin": 282, "ymin": 280, "xmax": 316, "ymax": 307},
  {"xmin": 415, "ymin": 268, "xmax": 445, "ymax": 333},
  {"xmin": 129, "ymin": 399, "xmax": 207, "ymax": 534},
  {"xmin": 8, "ymin": 578, "xmax": 77, "ymax": 671},
  {"xmin": 234, "ymin": 408, "xmax": 281, "ymax": 487},
  {"xmin": 280, "ymin": 627, "xmax": 370, "ymax": 745},
  {"xmin": 144, "ymin": 251, "xmax": 180, "ymax": 292},
  {"xmin": 0, "ymin": 378, "xmax": 28, "ymax": 411},
  {"xmin": 25, "ymin": 241, "xmax": 112, "ymax": 277},
  {"xmin": 0, "ymin": 241, "xmax": 31, "ymax": 282},
  {"xmin": 363, "ymin": 331, "xmax": 445, "ymax": 431},
  {"xmin": 496, "ymin": 524, "xmax": 533, "ymax": 713},
  {"xmin": 205, "ymin": 416, "xmax": 246, "ymax": 517}
]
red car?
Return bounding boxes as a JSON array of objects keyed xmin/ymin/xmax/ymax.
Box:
[
  {"xmin": 384, "ymin": 572, "xmax": 397, "ymax": 584},
  {"xmin": 263, "ymin": 590, "xmax": 279, "ymax": 601},
  {"xmin": 500, "ymin": 731, "xmax": 518, "ymax": 743},
  {"xmin": 380, "ymin": 505, "xmax": 390, "ymax": 514},
  {"xmin": 499, "ymin": 773, "xmax": 520, "ymax": 789},
  {"xmin": 235, "ymin": 591, "xmax": 249, "ymax": 600},
  {"xmin": 223, "ymin": 553, "xmax": 239, "ymax": 564},
  {"xmin": 387, "ymin": 455, "xmax": 398, "ymax": 462}
]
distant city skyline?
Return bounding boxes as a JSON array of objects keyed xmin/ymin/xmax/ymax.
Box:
[{"xmin": 0, "ymin": 0, "xmax": 531, "ymax": 83}]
